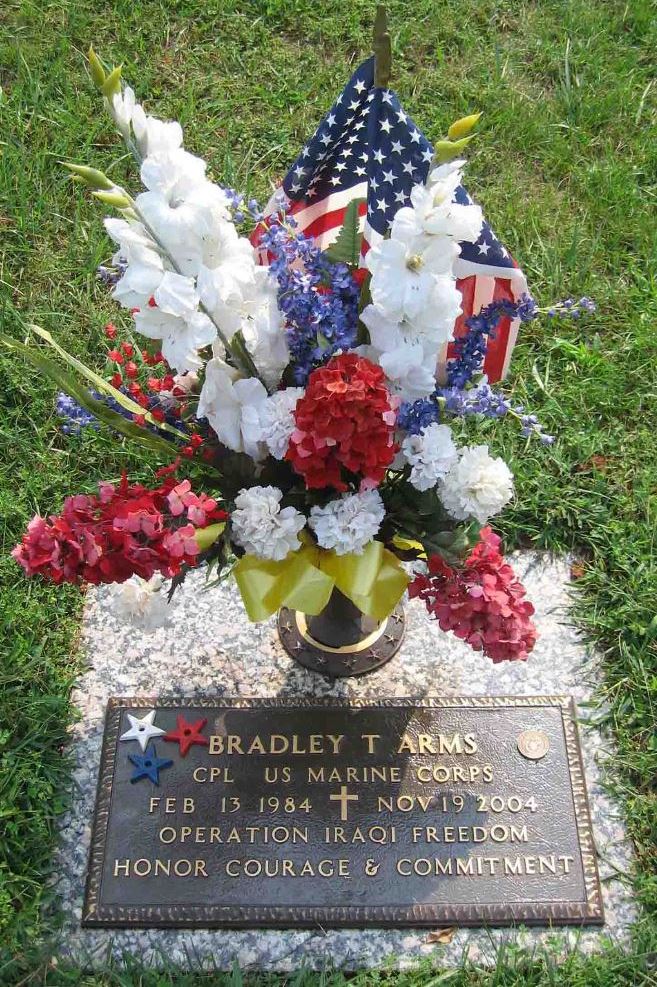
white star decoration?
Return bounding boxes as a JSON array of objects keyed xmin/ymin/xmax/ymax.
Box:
[{"xmin": 120, "ymin": 710, "xmax": 166, "ymax": 751}]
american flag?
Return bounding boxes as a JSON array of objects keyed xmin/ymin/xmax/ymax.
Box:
[{"xmin": 260, "ymin": 57, "xmax": 528, "ymax": 382}]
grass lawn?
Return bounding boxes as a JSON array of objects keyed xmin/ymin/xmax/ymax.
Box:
[{"xmin": 1, "ymin": 0, "xmax": 656, "ymax": 983}]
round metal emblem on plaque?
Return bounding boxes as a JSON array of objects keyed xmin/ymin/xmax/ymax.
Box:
[{"xmin": 517, "ymin": 729, "xmax": 550, "ymax": 760}]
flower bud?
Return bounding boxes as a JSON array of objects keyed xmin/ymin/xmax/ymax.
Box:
[
  {"xmin": 447, "ymin": 112, "xmax": 482, "ymax": 141},
  {"xmin": 92, "ymin": 188, "xmax": 131, "ymax": 208},
  {"xmin": 433, "ymin": 136, "xmax": 474, "ymax": 163},
  {"xmin": 88, "ymin": 46, "xmax": 106, "ymax": 88},
  {"xmin": 62, "ymin": 162, "xmax": 114, "ymax": 189},
  {"xmin": 101, "ymin": 65, "xmax": 122, "ymax": 99}
]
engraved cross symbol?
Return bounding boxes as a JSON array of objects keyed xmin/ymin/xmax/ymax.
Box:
[{"xmin": 329, "ymin": 785, "xmax": 359, "ymax": 821}]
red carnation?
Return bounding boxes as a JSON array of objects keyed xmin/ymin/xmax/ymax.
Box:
[
  {"xmin": 409, "ymin": 527, "xmax": 537, "ymax": 662},
  {"xmin": 286, "ymin": 353, "xmax": 397, "ymax": 491},
  {"xmin": 12, "ymin": 476, "xmax": 227, "ymax": 586}
]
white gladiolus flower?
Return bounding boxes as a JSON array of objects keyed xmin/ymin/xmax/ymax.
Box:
[
  {"xmin": 378, "ymin": 340, "xmax": 438, "ymax": 402},
  {"xmin": 361, "ymin": 285, "xmax": 460, "ymax": 351},
  {"xmin": 309, "ymin": 490, "xmax": 385, "ymax": 556},
  {"xmin": 104, "ymin": 217, "xmax": 165, "ymax": 307},
  {"xmin": 196, "ymin": 233, "xmax": 258, "ymax": 334},
  {"xmin": 134, "ymin": 308, "xmax": 215, "ymax": 372},
  {"xmin": 392, "ymin": 160, "xmax": 483, "ymax": 245},
  {"xmin": 402, "ymin": 423, "xmax": 459, "ymax": 491},
  {"xmin": 135, "ymin": 152, "xmax": 210, "ymax": 276},
  {"xmin": 360, "ymin": 304, "xmax": 453, "ymax": 401},
  {"xmin": 231, "ymin": 486, "xmax": 305, "ymax": 561},
  {"xmin": 153, "ymin": 270, "xmax": 199, "ymax": 317},
  {"xmin": 140, "ymin": 148, "xmax": 206, "ymax": 199},
  {"xmin": 365, "ymin": 233, "xmax": 457, "ymax": 324},
  {"xmin": 197, "ymin": 359, "xmax": 268, "ymax": 458},
  {"xmin": 132, "ymin": 105, "xmax": 183, "ymax": 157},
  {"xmin": 241, "ymin": 270, "xmax": 289, "ymax": 389},
  {"xmin": 111, "ymin": 86, "xmax": 136, "ymax": 139},
  {"xmin": 112, "ymin": 250, "xmax": 164, "ymax": 309},
  {"xmin": 109, "ymin": 574, "xmax": 171, "ymax": 630},
  {"xmin": 439, "ymin": 445, "xmax": 514, "ymax": 523},
  {"xmin": 258, "ymin": 387, "xmax": 304, "ymax": 459}
]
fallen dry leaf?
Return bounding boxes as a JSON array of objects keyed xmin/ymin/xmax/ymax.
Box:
[{"xmin": 426, "ymin": 926, "xmax": 456, "ymax": 944}]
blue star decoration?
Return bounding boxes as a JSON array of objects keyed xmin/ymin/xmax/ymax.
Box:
[{"xmin": 128, "ymin": 743, "xmax": 173, "ymax": 785}]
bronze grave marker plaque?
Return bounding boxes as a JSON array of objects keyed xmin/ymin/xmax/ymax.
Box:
[{"xmin": 83, "ymin": 696, "xmax": 603, "ymax": 928}]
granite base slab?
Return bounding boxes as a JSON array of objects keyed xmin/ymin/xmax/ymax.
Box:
[{"xmin": 51, "ymin": 553, "xmax": 637, "ymax": 971}]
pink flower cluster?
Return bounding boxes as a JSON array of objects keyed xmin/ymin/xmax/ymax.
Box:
[
  {"xmin": 12, "ymin": 475, "xmax": 226, "ymax": 586},
  {"xmin": 409, "ymin": 527, "xmax": 537, "ymax": 662}
]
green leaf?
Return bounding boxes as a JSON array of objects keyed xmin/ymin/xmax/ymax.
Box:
[
  {"xmin": 422, "ymin": 523, "xmax": 481, "ymax": 564},
  {"xmin": 323, "ymin": 198, "xmax": 365, "ymax": 266},
  {"xmin": 29, "ymin": 325, "xmax": 188, "ymax": 441},
  {"xmin": 0, "ymin": 333, "xmax": 179, "ymax": 457},
  {"xmin": 194, "ymin": 522, "xmax": 226, "ymax": 552}
]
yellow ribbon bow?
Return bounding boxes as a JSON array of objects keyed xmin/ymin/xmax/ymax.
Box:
[{"xmin": 233, "ymin": 539, "xmax": 409, "ymax": 623}]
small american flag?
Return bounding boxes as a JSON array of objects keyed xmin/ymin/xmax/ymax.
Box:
[{"xmin": 261, "ymin": 58, "xmax": 528, "ymax": 382}]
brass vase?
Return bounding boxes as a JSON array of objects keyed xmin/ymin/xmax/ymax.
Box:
[{"xmin": 277, "ymin": 587, "xmax": 405, "ymax": 677}]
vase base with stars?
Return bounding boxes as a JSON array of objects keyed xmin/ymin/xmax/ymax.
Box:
[{"xmin": 277, "ymin": 587, "xmax": 405, "ymax": 678}]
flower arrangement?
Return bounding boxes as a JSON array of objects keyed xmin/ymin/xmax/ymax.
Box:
[{"xmin": 8, "ymin": 40, "xmax": 594, "ymax": 665}]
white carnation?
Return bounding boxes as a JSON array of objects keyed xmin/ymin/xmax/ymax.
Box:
[
  {"xmin": 309, "ymin": 490, "xmax": 385, "ymax": 556},
  {"xmin": 439, "ymin": 445, "xmax": 514, "ymax": 523},
  {"xmin": 109, "ymin": 574, "xmax": 171, "ymax": 630},
  {"xmin": 402, "ymin": 423, "xmax": 458, "ymax": 491},
  {"xmin": 231, "ymin": 486, "xmax": 305, "ymax": 561},
  {"xmin": 258, "ymin": 387, "xmax": 304, "ymax": 459}
]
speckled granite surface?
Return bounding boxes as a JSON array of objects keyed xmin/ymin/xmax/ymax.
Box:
[{"xmin": 52, "ymin": 553, "xmax": 637, "ymax": 970}]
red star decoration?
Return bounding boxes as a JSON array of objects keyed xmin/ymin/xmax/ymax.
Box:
[{"xmin": 163, "ymin": 715, "xmax": 209, "ymax": 756}]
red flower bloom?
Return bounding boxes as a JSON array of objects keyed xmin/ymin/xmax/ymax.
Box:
[
  {"xmin": 12, "ymin": 476, "xmax": 227, "ymax": 586},
  {"xmin": 286, "ymin": 353, "xmax": 397, "ymax": 491},
  {"xmin": 409, "ymin": 527, "xmax": 537, "ymax": 662}
]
